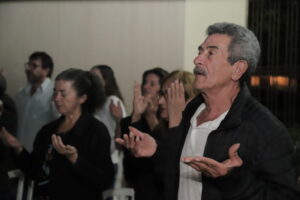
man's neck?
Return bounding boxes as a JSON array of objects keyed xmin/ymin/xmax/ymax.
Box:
[
  {"xmin": 197, "ymin": 84, "xmax": 240, "ymax": 126},
  {"xmin": 30, "ymin": 77, "xmax": 46, "ymax": 96}
]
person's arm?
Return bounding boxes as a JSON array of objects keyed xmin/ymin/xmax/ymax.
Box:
[
  {"xmin": 0, "ymin": 127, "xmax": 23, "ymax": 154},
  {"xmin": 9, "ymin": 127, "xmax": 50, "ymax": 181}
]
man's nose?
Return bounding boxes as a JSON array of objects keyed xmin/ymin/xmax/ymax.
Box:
[{"xmin": 194, "ymin": 53, "xmax": 205, "ymax": 65}]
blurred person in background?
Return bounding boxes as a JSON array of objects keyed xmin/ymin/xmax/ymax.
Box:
[
  {"xmin": 120, "ymin": 67, "xmax": 168, "ymax": 200},
  {"xmin": 90, "ymin": 64, "xmax": 127, "ymax": 187},
  {"xmin": 0, "ymin": 71, "xmax": 18, "ymax": 200},
  {"xmin": 15, "ymin": 51, "xmax": 59, "ymax": 153},
  {"xmin": 0, "ymin": 69, "xmax": 114, "ymax": 200}
]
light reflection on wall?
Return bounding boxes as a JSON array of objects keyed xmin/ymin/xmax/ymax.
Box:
[{"xmin": 250, "ymin": 75, "xmax": 297, "ymax": 90}]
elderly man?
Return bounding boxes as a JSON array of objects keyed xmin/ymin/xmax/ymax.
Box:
[{"xmin": 116, "ymin": 22, "xmax": 300, "ymax": 200}]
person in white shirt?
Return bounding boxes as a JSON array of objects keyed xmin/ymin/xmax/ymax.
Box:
[
  {"xmin": 90, "ymin": 65, "xmax": 127, "ymax": 187},
  {"xmin": 15, "ymin": 52, "xmax": 59, "ymax": 152}
]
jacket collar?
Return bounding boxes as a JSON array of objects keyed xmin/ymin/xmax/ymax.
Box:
[
  {"xmin": 55, "ymin": 112, "xmax": 92, "ymax": 136},
  {"xmin": 218, "ymin": 84, "xmax": 251, "ymax": 130},
  {"xmin": 184, "ymin": 83, "xmax": 251, "ymax": 131}
]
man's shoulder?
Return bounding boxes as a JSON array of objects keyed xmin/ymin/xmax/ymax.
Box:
[
  {"xmin": 14, "ymin": 85, "xmax": 30, "ymax": 102},
  {"xmin": 41, "ymin": 78, "xmax": 54, "ymax": 93},
  {"xmin": 243, "ymin": 97, "xmax": 287, "ymax": 134}
]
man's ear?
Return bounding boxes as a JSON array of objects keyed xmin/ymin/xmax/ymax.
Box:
[
  {"xmin": 232, "ymin": 60, "xmax": 248, "ymax": 81},
  {"xmin": 43, "ymin": 67, "xmax": 50, "ymax": 77}
]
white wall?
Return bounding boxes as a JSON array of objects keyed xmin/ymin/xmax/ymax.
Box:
[
  {"xmin": 0, "ymin": 1, "xmax": 185, "ymax": 112},
  {"xmin": 0, "ymin": 0, "xmax": 247, "ymax": 113},
  {"xmin": 184, "ymin": 0, "xmax": 248, "ymax": 72}
]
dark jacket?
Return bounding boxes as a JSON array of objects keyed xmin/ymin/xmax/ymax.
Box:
[
  {"xmin": 16, "ymin": 112, "xmax": 114, "ymax": 200},
  {"xmin": 155, "ymin": 85, "xmax": 300, "ymax": 200}
]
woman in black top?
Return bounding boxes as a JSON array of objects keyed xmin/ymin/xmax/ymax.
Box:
[{"xmin": 0, "ymin": 69, "xmax": 114, "ymax": 200}]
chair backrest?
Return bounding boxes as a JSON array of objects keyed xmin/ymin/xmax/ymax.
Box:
[
  {"xmin": 103, "ymin": 187, "xmax": 134, "ymax": 200},
  {"xmin": 8, "ymin": 169, "xmax": 34, "ymax": 200}
]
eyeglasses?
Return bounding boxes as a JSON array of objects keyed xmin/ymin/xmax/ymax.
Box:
[{"xmin": 24, "ymin": 62, "xmax": 41, "ymax": 70}]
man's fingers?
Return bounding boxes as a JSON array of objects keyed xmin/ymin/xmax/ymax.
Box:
[
  {"xmin": 183, "ymin": 159, "xmax": 213, "ymax": 175},
  {"xmin": 115, "ymin": 138, "xmax": 125, "ymax": 146},
  {"xmin": 228, "ymin": 143, "xmax": 240, "ymax": 157},
  {"xmin": 123, "ymin": 134, "xmax": 130, "ymax": 148},
  {"xmin": 185, "ymin": 162, "xmax": 202, "ymax": 171},
  {"xmin": 183, "ymin": 157, "xmax": 223, "ymax": 177},
  {"xmin": 56, "ymin": 135, "xmax": 66, "ymax": 148},
  {"xmin": 51, "ymin": 134, "xmax": 58, "ymax": 147},
  {"xmin": 128, "ymin": 132, "xmax": 135, "ymax": 149},
  {"xmin": 228, "ymin": 143, "xmax": 243, "ymax": 166},
  {"xmin": 66, "ymin": 145, "xmax": 76, "ymax": 153}
]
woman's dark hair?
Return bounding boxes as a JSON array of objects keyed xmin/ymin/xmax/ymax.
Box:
[
  {"xmin": 55, "ymin": 68, "xmax": 106, "ymax": 114},
  {"xmin": 142, "ymin": 67, "xmax": 169, "ymax": 88},
  {"xmin": 91, "ymin": 65, "xmax": 124, "ymax": 101}
]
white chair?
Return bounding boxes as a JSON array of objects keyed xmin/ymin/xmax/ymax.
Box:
[
  {"xmin": 8, "ymin": 169, "xmax": 34, "ymax": 200},
  {"xmin": 103, "ymin": 187, "xmax": 135, "ymax": 200}
]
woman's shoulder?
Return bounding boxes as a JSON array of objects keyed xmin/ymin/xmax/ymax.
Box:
[{"xmin": 84, "ymin": 114, "xmax": 110, "ymax": 133}]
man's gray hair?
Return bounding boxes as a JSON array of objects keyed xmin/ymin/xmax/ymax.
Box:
[{"xmin": 207, "ymin": 22, "xmax": 261, "ymax": 82}]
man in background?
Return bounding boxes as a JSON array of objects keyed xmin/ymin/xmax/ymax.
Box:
[{"xmin": 15, "ymin": 51, "xmax": 58, "ymax": 152}]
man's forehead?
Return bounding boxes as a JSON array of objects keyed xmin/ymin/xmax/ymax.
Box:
[
  {"xmin": 199, "ymin": 34, "xmax": 232, "ymax": 49},
  {"xmin": 30, "ymin": 58, "xmax": 42, "ymax": 63}
]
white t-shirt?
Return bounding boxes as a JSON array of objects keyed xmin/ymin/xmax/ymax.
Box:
[{"xmin": 178, "ymin": 103, "xmax": 229, "ymax": 200}]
